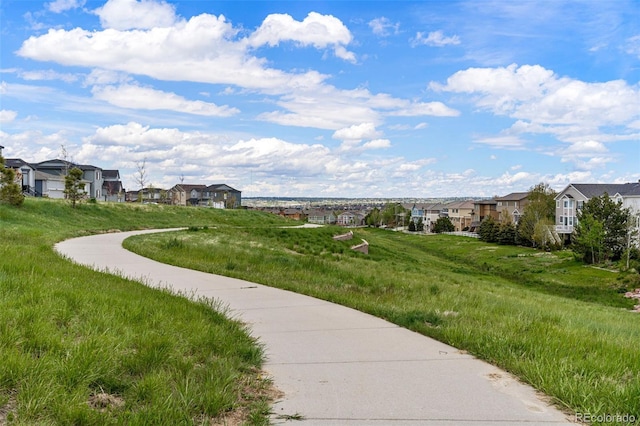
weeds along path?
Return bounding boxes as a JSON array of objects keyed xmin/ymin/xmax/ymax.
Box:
[{"xmin": 56, "ymin": 229, "xmax": 575, "ymax": 425}]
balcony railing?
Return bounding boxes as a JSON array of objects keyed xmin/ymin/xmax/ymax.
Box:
[{"xmin": 556, "ymin": 225, "xmax": 574, "ymax": 234}]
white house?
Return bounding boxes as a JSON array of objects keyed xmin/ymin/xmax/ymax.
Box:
[{"xmin": 555, "ymin": 182, "xmax": 640, "ymax": 239}]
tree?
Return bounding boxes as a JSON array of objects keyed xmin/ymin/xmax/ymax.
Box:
[
  {"xmin": 532, "ymin": 218, "xmax": 562, "ymax": 251},
  {"xmin": 517, "ymin": 182, "xmax": 557, "ymax": 246},
  {"xmin": 572, "ymin": 213, "xmax": 605, "ymax": 264},
  {"xmin": 365, "ymin": 207, "xmax": 382, "ymax": 227},
  {"xmin": 497, "ymin": 222, "xmax": 516, "ymax": 245},
  {"xmin": 478, "ymin": 216, "xmax": 499, "ymax": 242},
  {"xmin": 134, "ymin": 158, "xmax": 148, "ymax": 202},
  {"xmin": 0, "ymin": 154, "xmax": 25, "ymax": 206},
  {"xmin": 64, "ymin": 167, "xmax": 85, "ymax": 208},
  {"xmin": 574, "ymin": 193, "xmax": 630, "ymax": 262},
  {"xmin": 433, "ymin": 216, "xmax": 455, "ymax": 233},
  {"xmin": 416, "ymin": 217, "xmax": 425, "ymax": 232}
]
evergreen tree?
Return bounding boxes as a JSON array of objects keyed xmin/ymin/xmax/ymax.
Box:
[
  {"xmin": 0, "ymin": 154, "xmax": 25, "ymax": 206},
  {"xmin": 64, "ymin": 167, "xmax": 86, "ymax": 208},
  {"xmin": 478, "ymin": 216, "xmax": 499, "ymax": 242},
  {"xmin": 497, "ymin": 222, "xmax": 516, "ymax": 245},
  {"xmin": 433, "ymin": 216, "xmax": 455, "ymax": 233}
]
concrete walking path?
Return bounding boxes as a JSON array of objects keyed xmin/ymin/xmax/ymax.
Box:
[{"xmin": 55, "ymin": 229, "xmax": 575, "ymax": 425}]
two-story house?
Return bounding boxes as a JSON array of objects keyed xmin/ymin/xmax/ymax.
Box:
[
  {"xmin": 555, "ymin": 182, "xmax": 640, "ymax": 240},
  {"xmin": 33, "ymin": 159, "xmax": 103, "ymax": 200},
  {"xmin": 307, "ymin": 209, "xmax": 336, "ymax": 225},
  {"xmin": 168, "ymin": 183, "xmax": 241, "ymax": 208},
  {"xmin": 494, "ymin": 192, "xmax": 529, "ymax": 224},
  {"xmin": 444, "ymin": 200, "xmax": 475, "ymax": 231}
]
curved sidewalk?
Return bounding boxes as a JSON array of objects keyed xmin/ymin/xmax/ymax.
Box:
[{"xmin": 55, "ymin": 229, "xmax": 575, "ymax": 425}]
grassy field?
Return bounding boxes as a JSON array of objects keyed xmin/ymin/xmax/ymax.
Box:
[
  {"xmin": 125, "ymin": 225, "xmax": 640, "ymax": 425},
  {"xmin": 0, "ymin": 198, "xmax": 293, "ymax": 425}
]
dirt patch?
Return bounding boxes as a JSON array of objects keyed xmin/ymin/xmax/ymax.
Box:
[
  {"xmin": 0, "ymin": 393, "xmax": 17, "ymax": 425},
  {"xmin": 88, "ymin": 392, "xmax": 125, "ymax": 412}
]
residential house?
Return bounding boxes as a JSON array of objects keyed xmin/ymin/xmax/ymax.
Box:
[
  {"xmin": 409, "ymin": 203, "xmax": 430, "ymax": 228},
  {"xmin": 555, "ymin": 182, "xmax": 640, "ymax": 239},
  {"xmin": 423, "ymin": 203, "xmax": 447, "ymax": 232},
  {"xmin": 4, "ymin": 159, "xmax": 36, "ymax": 196},
  {"xmin": 33, "ymin": 159, "xmax": 104, "ymax": 200},
  {"xmin": 444, "ymin": 200, "xmax": 475, "ymax": 231},
  {"xmin": 102, "ymin": 170, "xmax": 125, "ymax": 202},
  {"xmin": 125, "ymin": 187, "xmax": 168, "ymax": 203},
  {"xmin": 203, "ymin": 184, "xmax": 242, "ymax": 208},
  {"xmin": 168, "ymin": 184, "xmax": 207, "ymax": 206},
  {"xmin": 494, "ymin": 192, "xmax": 529, "ymax": 224},
  {"xmin": 307, "ymin": 209, "xmax": 336, "ymax": 225},
  {"xmin": 280, "ymin": 208, "xmax": 307, "ymax": 221},
  {"xmin": 470, "ymin": 199, "xmax": 498, "ymax": 231},
  {"xmin": 168, "ymin": 183, "xmax": 241, "ymax": 208},
  {"xmin": 336, "ymin": 211, "xmax": 365, "ymax": 227}
]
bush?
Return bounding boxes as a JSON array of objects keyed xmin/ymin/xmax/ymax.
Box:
[{"xmin": 433, "ymin": 217, "xmax": 455, "ymax": 233}]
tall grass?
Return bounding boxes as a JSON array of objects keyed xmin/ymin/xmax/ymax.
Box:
[
  {"xmin": 0, "ymin": 198, "xmax": 290, "ymax": 424},
  {"xmin": 126, "ymin": 226, "xmax": 640, "ymax": 425}
]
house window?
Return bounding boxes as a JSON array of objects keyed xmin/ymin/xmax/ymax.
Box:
[
  {"xmin": 559, "ymin": 215, "xmax": 563, "ymax": 224},
  {"xmin": 577, "ymin": 201, "xmax": 584, "ymax": 210},
  {"xmin": 556, "ymin": 200, "xmax": 560, "ymax": 208}
]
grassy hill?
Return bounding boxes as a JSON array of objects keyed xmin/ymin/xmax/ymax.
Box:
[
  {"xmin": 0, "ymin": 198, "xmax": 291, "ymax": 425},
  {"xmin": 125, "ymin": 225, "xmax": 640, "ymax": 424}
]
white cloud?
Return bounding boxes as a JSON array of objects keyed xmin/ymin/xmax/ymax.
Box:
[
  {"xmin": 46, "ymin": 0, "xmax": 85, "ymax": 13},
  {"xmin": 91, "ymin": 84, "xmax": 239, "ymax": 116},
  {"xmin": 16, "ymin": 11, "xmax": 457, "ymax": 132},
  {"xmin": 0, "ymin": 110, "xmax": 17, "ymax": 123},
  {"xmin": 94, "ymin": 0, "xmax": 178, "ymax": 30},
  {"xmin": 412, "ymin": 30, "xmax": 460, "ymax": 47},
  {"xmin": 369, "ymin": 17, "xmax": 399, "ymax": 37},
  {"xmin": 19, "ymin": 69, "xmax": 78, "ymax": 83},
  {"xmin": 333, "ymin": 122, "xmax": 382, "ymax": 141},
  {"xmin": 248, "ymin": 12, "xmax": 355, "ymax": 62},
  {"xmin": 473, "ymin": 135, "xmax": 527, "ymax": 149},
  {"xmin": 362, "ymin": 139, "xmax": 391, "ymax": 149},
  {"xmin": 432, "ymin": 64, "xmax": 640, "ymax": 169}
]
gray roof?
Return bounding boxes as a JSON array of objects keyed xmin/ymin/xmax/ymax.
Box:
[
  {"xmin": 5, "ymin": 158, "xmax": 34, "ymax": 169},
  {"xmin": 568, "ymin": 183, "xmax": 640, "ymax": 199},
  {"xmin": 494, "ymin": 192, "xmax": 529, "ymax": 201}
]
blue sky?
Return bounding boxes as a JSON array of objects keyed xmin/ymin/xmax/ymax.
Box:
[{"xmin": 1, "ymin": 0, "xmax": 638, "ymax": 198}]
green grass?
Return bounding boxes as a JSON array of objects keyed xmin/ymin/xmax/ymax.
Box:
[
  {"xmin": 125, "ymin": 226, "xmax": 640, "ymax": 425},
  {"xmin": 0, "ymin": 198, "xmax": 292, "ymax": 425}
]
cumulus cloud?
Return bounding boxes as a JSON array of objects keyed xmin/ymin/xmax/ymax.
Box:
[
  {"xmin": 248, "ymin": 12, "xmax": 355, "ymax": 62},
  {"xmin": 94, "ymin": 0, "xmax": 178, "ymax": 30},
  {"xmin": 412, "ymin": 30, "xmax": 460, "ymax": 47},
  {"xmin": 91, "ymin": 84, "xmax": 239, "ymax": 116},
  {"xmin": 16, "ymin": 9, "xmax": 457, "ymax": 131},
  {"xmin": 333, "ymin": 122, "xmax": 382, "ymax": 141},
  {"xmin": 432, "ymin": 63, "xmax": 639, "ymax": 169}
]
